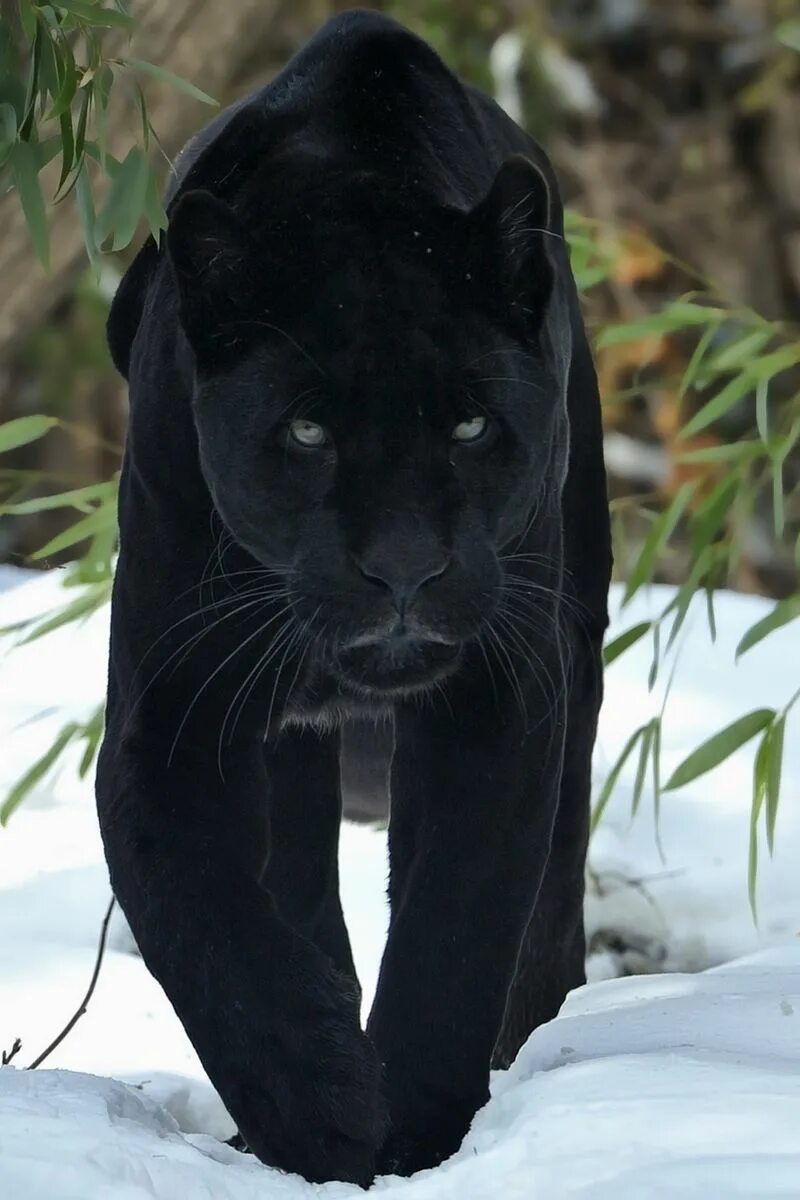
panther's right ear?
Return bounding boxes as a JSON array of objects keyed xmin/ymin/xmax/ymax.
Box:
[
  {"xmin": 166, "ymin": 189, "xmax": 258, "ymax": 352},
  {"xmin": 106, "ymin": 236, "xmax": 159, "ymax": 380}
]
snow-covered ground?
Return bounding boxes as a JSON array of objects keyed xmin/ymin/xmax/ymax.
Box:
[{"xmin": 0, "ymin": 566, "xmax": 798, "ymax": 1198}]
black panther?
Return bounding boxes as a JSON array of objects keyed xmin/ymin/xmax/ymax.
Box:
[{"xmin": 96, "ymin": 9, "xmax": 611, "ymax": 1187}]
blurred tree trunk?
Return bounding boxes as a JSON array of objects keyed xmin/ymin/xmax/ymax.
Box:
[{"xmin": 0, "ymin": 0, "xmax": 331, "ymax": 363}]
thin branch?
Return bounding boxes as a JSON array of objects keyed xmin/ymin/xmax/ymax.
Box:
[
  {"xmin": 27, "ymin": 894, "xmax": 115, "ymax": 1070},
  {"xmin": 2, "ymin": 1037, "xmax": 22, "ymax": 1066}
]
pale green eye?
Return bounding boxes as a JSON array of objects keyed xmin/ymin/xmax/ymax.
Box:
[
  {"xmin": 289, "ymin": 419, "xmax": 327, "ymax": 448},
  {"xmin": 452, "ymin": 415, "xmax": 487, "ymax": 443}
]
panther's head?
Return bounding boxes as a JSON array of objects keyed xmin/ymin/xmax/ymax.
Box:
[{"xmin": 166, "ymin": 156, "xmax": 570, "ymax": 699}]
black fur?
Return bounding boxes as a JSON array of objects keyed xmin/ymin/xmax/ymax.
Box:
[{"xmin": 97, "ymin": 10, "xmax": 611, "ymax": 1186}]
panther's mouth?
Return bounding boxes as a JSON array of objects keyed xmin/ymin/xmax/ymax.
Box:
[{"xmin": 335, "ymin": 632, "xmax": 462, "ymax": 697}]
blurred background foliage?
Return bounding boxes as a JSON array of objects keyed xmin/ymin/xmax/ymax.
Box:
[
  {"xmin": 1, "ymin": 0, "xmax": 798, "ymax": 588},
  {"xmin": 0, "ymin": 0, "xmax": 799, "ymax": 901}
]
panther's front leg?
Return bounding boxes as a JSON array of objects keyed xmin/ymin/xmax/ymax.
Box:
[
  {"xmin": 96, "ymin": 715, "xmax": 385, "ymax": 1186},
  {"xmin": 368, "ymin": 650, "xmax": 566, "ymax": 1176}
]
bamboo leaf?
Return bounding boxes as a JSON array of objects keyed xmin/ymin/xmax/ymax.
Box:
[
  {"xmin": 1, "ymin": 723, "xmax": 80, "ymax": 825},
  {"xmin": 745, "ymin": 344, "xmax": 800, "ymax": 382},
  {"xmin": 591, "ymin": 724, "xmax": 649, "ymax": 833},
  {"xmin": 676, "ymin": 441, "xmax": 762, "ymax": 465},
  {"xmin": 56, "ymin": 107, "xmax": 74, "ymax": 192},
  {"xmin": 690, "ymin": 473, "xmax": 739, "ymax": 559},
  {"xmin": 19, "ymin": 584, "xmax": 108, "ymax": 644},
  {"xmin": 77, "ymin": 705, "xmax": 105, "ymax": 778},
  {"xmin": 94, "ymin": 145, "xmax": 150, "ymax": 250},
  {"xmin": 665, "ymin": 709, "xmax": 775, "ymax": 791},
  {"xmin": 0, "ymin": 415, "xmax": 58, "ymax": 453},
  {"xmin": 0, "ymin": 480, "xmax": 115, "ymax": 515},
  {"xmin": 777, "ymin": 19, "xmax": 800, "ymax": 50},
  {"xmin": 47, "ymin": 39, "xmax": 77, "ymax": 119},
  {"xmin": 706, "ymin": 586, "xmax": 717, "ymax": 643},
  {"xmin": 603, "ymin": 621, "xmax": 652, "ymax": 666},
  {"xmin": 704, "ymin": 327, "xmax": 773, "ymax": 374},
  {"xmin": 772, "ymin": 459, "xmax": 784, "ymax": 539},
  {"xmin": 19, "ymin": 0, "xmax": 37, "ymax": 43},
  {"xmin": 631, "ymin": 721, "xmax": 654, "ymax": 818},
  {"xmin": 748, "ymin": 729, "xmax": 770, "ymax": 921},
  {"xmin": 10, "ymin": 140, "xmax": 50, "ymax": 267},
  {"xmin": 755, "ymin": 378, "xmax": 769, "ymax": 444},
  {"xmin": 120, "ymin": 58, "xmax": 218, "ymax": 106},
  {"xmin": 677, "ymin": 373, "xmax": 752, "ymax": 440},
  {"xmin": 623, "ymin": 481, "xmax": 696, "ymax": 604},
  {"xmin": 766, "ymin": 717, "xmax": 785, "ymax": 857},
  {"xmin": 736, "ymin": 597, "xmax": 800, "ymax": 658},
  {"xmin": 31, "ymin": 505, "xmax": 115, "ymax": 559},
  {"xmin": 678, "ymin": 321, "xmax": 721, "ymax": 399},
  {"xmin": 75, "ymin": 159, "xmax": 97, "ymax": 262},
  {"xmin": 648, "ymin": 623, "xmax": 661, "ymax": 691},
  {"xmin": 53, "ymin": 0, "xmax": 134, "ymax": 28}
]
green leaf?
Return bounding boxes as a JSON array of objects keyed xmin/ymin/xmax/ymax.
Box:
[
  {"xmin": 94, "ymin": 145, "xmax": 149, "ymax": 250},
  {"xmin": 0, "ymin": 480, "xmax": 114, "ymax": 515},
  {"xmin": 777, "ymin": 19, "xmax": 800, "ymax": 51},
  {"xmin": 18, "ymin": 0, "xmax": 37, "ymax": 43},
  {"xmin": 19, "ymin": 584, "xmax": 108, "ymax": 644},
  {"xmin": 20, "ymin": 15, "xmax": 43, "ymax": 138},
  {"xmin": 78, "ymin": 705, "xmax": 105, "ymax": 778},
  {"xmin": 10, "ymin": 140, "xmax": 50, "ymax": 267},
  {"xmin": 745, "ymin": 344, "xmax": 800, "ymax": 382},
  {"xmin": 631, "ymin": 721, "xmax": 654, "ymax": 818},
  {"xmin": 665, "ymin": 544, "xmax": 721, "ymax": 650},
  {"xmin": 0, "ymin": 415, "xmax": 57, "ymax": 453},
  {"xmin": 677, "ymin": 372, "xmax": 752, "ymax": 440},
  {"xmin": 647, "ymin": 622, "xmax": 661, "ymax": 691},
  {"xmin": 53, "ymin": 0, "xmax": 134, "ymax": 28},
  {"xmin": 597, "ymin": 302, "xmax": 723, "ymax": 348},
  {"xmin": 748, "ymin": 729, "xmax": 770, "ymax": 921},
  {"xmin": 1, "ymin": 722, "xmax": 80, "ymax": 825},
  {"xmin": 56, "ymin": 107, "xmax": 74, "ymax": 192},
  {"xmin": 772, "ymin": 459, "xmax": 784, "ymax": 539},
  {"xmin": 704, "ymin": 327, "xmax": 773, "ymax": 375},
  {"xmin": 736, "ymin": 596, "xmax": 800, "ymax": 658},
  {"xmin": 134, "ymin": 81, "xmax": 149, "ymax": 148},
  {"xmin": 591, "ymin": 724, "xmax": 649, "ymax": 833},
  {"xmin": 31, "ymin": 505, "xmax": 115, "ymax": 559},
  {"xmin": 690, "ymin": 473, "xmax": 739, "ymax": 560},
  {"xmin": 676, "ymin": 440, "xmax": 762, "ymax": 465},
  {"xmin": 755, "ymin": 378, "xmax": 769, "ymax": 444},
  {"xmin": 623, "ymin": 481, "xmax": 696, "ymax": 604},
  {"xmin": 120, "ymin": 58, "xmax": 218, "ymax": 106},
  {"xmin": 603, "ymin": 621, "xmax": 652, "ymax": 666},
  {"xmin": 46, "ymin": 39, "xmax": 77, "ymax": 119},
  {"xmin": 73, "ymin": 82, "xmax": 91, "ymax": 165},
  {"xmin": 665, "ymin": 708, "xmax": 775, "ymax": 791},
  {"xmin": 75, "ymin": 160, "xmax": 97, "ymax": 262},
  {"xmin": 142, "ymin": 162, "xmax": 168, "ymax": 240},
  {"xmin": 0, "ymin": 100, "xmax": 17, "ymax": 154},
  {"xmin": 766, "ymin": 717, "xmax": 785, "ymax": 857},
  {"xmin": 678, "ymin": 321, "xmax": 721, "ymax": 399},
  {"xmin": 705, "ymin": 586, "xmax": 717, "ymax": 643}
]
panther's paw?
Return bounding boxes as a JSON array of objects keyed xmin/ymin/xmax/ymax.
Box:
[{"xmin": 233, "ymin": 963, "xmax": 386, "ymax": 1186}]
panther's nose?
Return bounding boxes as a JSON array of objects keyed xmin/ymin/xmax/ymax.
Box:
[{"xmin": 355, "ymin": 552, "xmax": 451, "ymax": 617}]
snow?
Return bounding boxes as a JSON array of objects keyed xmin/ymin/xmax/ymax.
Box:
[{"xmin": 0, "ymin": 566, "xmax": 798, "ymax": 1198}]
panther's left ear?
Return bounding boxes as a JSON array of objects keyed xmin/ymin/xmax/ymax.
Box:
[
  {"xmin": 166, "ymin": 189, "xmax": 258, "ymax": 354},
  {"xmin": 469, "ymin": 155, "xmax": 555, "ymax": 322}
]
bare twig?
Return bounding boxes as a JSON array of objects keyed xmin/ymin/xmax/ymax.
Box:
[
  {"xmin": 2, "ymin": 1037, "xmax": 22, "ymax": 1066},
  {"xmin": 27, "ymin": 895, "xmax": 116, "ymax": 1070}
]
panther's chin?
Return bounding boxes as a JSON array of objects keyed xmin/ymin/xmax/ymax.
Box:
[{"xmin": 335, "ymin": 635, "xmax": 462, "ymax": 698}]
